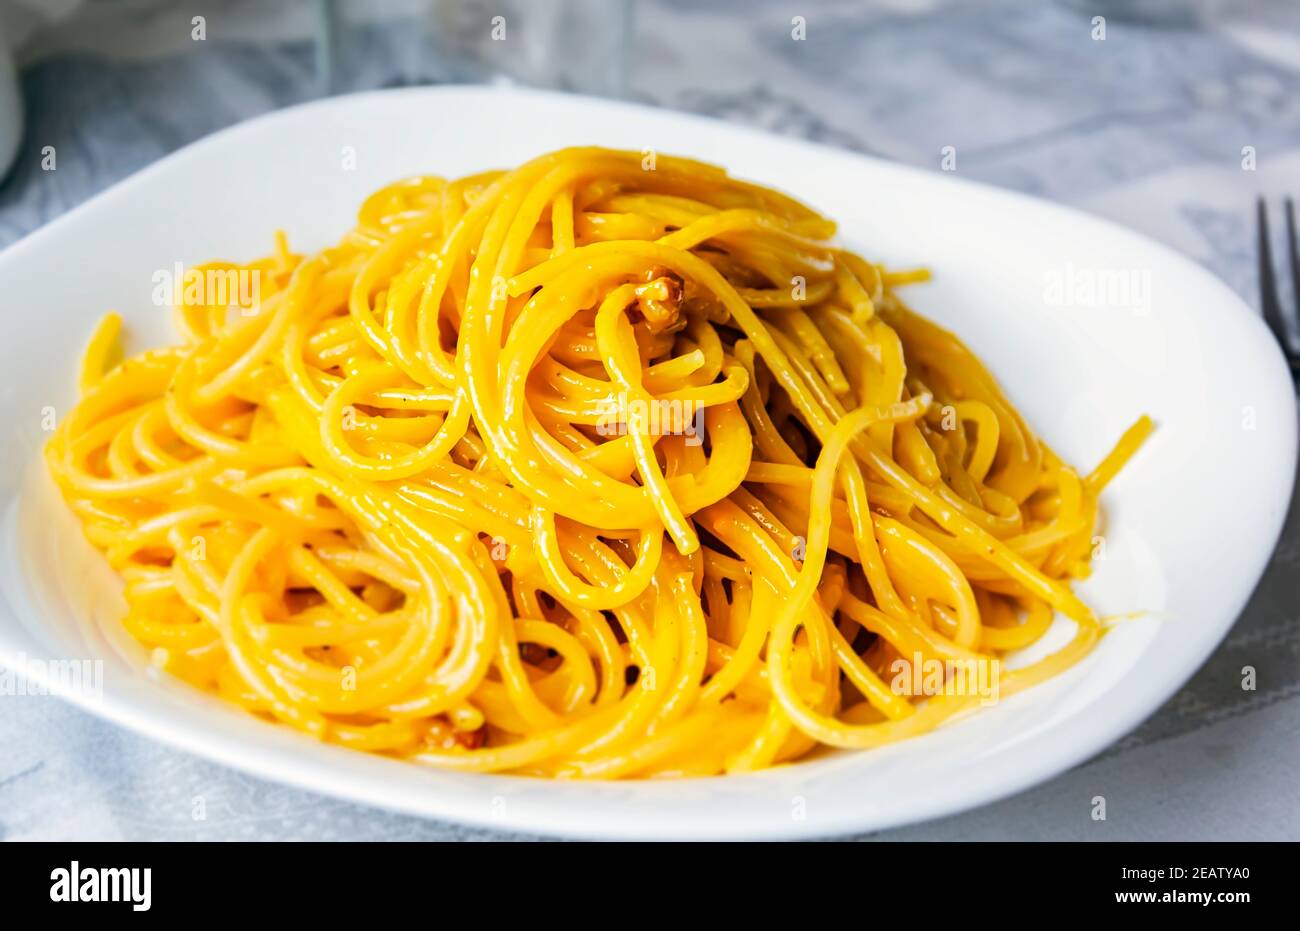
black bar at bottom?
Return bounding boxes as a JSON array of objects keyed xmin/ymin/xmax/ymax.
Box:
[{"xmin": 1, "ymin": 840, "xmax": 1286, "ymax": 914}]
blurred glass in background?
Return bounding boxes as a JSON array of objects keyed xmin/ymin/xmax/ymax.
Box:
[
  {"xmin": 0, "ymin": 0, "xmax": 636, "ymax": 177},
  {"xmin": 325, "ymin": 0, "xmax": 635, "ymax": 96}
]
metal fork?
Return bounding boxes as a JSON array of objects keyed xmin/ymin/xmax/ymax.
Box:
[{"xmin": 1257, "ymin": 197, "xmax": 1300, "ymax": 375}]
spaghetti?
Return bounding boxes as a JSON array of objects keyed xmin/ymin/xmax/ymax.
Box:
[{"xmin": 47, "ymin": 147, "xmax": 1150, "ymax": 777}]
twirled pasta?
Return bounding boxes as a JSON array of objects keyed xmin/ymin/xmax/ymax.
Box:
[{"xmin": 47, "ymin": 148, "xmax": 1150, "ymax": 777}]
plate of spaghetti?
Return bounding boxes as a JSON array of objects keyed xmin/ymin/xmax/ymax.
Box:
[{"xmin": 0, "ymin": 87, "xmax": 1292, "ymax": 838}]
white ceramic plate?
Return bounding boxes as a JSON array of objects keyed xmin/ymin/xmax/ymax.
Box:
[{"xmin": 0, "ymin": 87, "xmax": 1293, "ymax": 840}]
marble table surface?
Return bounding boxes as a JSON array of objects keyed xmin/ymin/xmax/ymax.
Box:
[{"xmin": 1, "ymin": 0, "xmax": 1297, "ymax": 840}]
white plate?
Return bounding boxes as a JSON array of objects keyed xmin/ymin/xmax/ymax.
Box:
[{"xmin": 0, "ymin": 87, "xmax": 1293, "ymax": 840}]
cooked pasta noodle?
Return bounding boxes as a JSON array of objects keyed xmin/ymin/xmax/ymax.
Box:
[{"xmin": 46, "ymin": 147, "xmax": 1150, "ymax": 777}]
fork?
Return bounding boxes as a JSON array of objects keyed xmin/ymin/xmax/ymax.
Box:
[{"xmin": 1257, "ymin": 197, "xmax": 1300, "ymax": 375}]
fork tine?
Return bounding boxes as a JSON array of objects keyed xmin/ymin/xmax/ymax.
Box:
[
  {"xmin": 1257, "ymin": 198, "xmax": 1296, "ymax": 362},
  {"xmin": 1286, "ymin": 197, "xmax": 1300, "ymax": 350}
]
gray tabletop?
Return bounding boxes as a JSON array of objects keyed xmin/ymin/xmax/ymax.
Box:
[{"xmin": 2, "ymin": 0, "xmax": 1298, "ymax": 841}]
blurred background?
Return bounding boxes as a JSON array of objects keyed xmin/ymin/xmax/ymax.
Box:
[
  {"xmin": 0, "ymin": 0, "xmax": 1295, "ymax": 298},
  {"xmin": 0, "ymin": 0, "xmax": 1298, "ymax": 840}
]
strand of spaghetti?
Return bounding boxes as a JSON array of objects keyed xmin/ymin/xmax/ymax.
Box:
[
  {"xmin": 765, "ymin": 403, "xmax": 984, "ymax": 747},
  {"xmin": 593, "ymin": 283, "xmax": 698, "ymax": 552},
  {"xmin": 1086, "ymin": 415, "xmax": 1155, "ymax": 494}
]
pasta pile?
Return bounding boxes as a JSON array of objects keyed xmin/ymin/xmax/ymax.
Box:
[{"xmin": 47, "ymin": 148, "xmax": 1150, "ymax": 777}]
